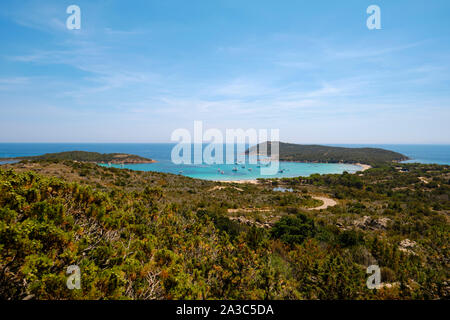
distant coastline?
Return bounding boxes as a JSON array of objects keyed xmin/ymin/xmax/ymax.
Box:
[
  {"xmin": 1, "ymin": 144, "xmax": 449, "ymax": 182},
  {"xmin": 2, "ymin": 151, "xmax": 157, "ymax": 164}
]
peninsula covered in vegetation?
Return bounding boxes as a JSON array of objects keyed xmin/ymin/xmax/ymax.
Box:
[
  {"xmin": 247, "ymin": 142, "xmax": 409, "ymax": 165},
  {"xmin": 6, "ymin": 151, "xmax": 156, "ymax": 164}
]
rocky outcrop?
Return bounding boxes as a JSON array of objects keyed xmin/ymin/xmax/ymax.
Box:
[
  {"xmin": 229, "ymin": 216, "xmax": 273, "ymax": 229},
  {"xmin": 353, "ymin": 216, "xmax": 391, "ymax": 230},
  {"xmin": 399, "ymin": 239, "xmax": 417, "ymax": 255}
]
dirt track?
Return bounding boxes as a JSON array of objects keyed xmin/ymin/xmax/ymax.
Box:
[{"xmin": 309, "ymin": 196, "xmax": 337, "ymax": 210}]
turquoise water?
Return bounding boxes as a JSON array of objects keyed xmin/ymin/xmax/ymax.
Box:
[
  {"xmin": 98, "ymin": 161, "xmax": 363, "ymax": 181},
  {"xmin": 1, "ymin": 143, "xmax": 449, "ymax": 181}
]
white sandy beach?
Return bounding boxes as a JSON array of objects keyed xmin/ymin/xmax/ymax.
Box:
[
  {"xmin": 216, "ymin": 179, "xmax": 259, "ymax": 184},
  {"xmin": 355, "ymin": 163, "xmax": 372, "ymax": 171}
]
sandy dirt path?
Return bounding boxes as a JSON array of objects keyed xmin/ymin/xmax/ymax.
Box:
[{"xmin": 309, "ymin": 196, "xmax": 337, "ymax": 210}]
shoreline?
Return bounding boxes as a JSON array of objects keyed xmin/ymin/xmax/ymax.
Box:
[
  {"xmin": 212, "ymin": 163, "xmax": 371, "ymax": 184},
  {"xmin": 215, "ymin": 179, "xmax": 259, "ymax": 184},
  {"xmin": 355, "ymin": 163, "xmax": 372, "ymax": 172},
  {"xmin": 97, "ymin": 160, "xmax": 157, "ymax": 164}
]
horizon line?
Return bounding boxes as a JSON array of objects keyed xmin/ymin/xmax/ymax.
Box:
[{"xmin": 0, "ymin": 142, "xmax": 450, "ymax": 145}]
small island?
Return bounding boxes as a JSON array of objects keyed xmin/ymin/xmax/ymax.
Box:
[
  {"xmin": 6, "ymin": 151, "xmax": 156, "ymax": 164},
  {"xmin": 246, "ymin": 141, "xmax": 409, "ymax": 165}
]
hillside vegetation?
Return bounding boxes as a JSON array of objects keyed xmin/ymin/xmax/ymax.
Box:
[
  {"xmin": 11, "ymin": 151, "xmax": 155, "ymax": 164},
  {"xmin": 0, "ymin": 159, "xmax": 448, "ymax": 300},
  {"xmin": 247, "ymin": 142, "xmax": 408, "ymax": 165}
]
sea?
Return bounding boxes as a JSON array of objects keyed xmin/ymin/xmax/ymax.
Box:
[{"xmin": 0, "ymin": 143, "xmax": 449, "ymax": 181}]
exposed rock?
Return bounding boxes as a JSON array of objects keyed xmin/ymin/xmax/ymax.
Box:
[
  {"xmin": 378, "ymin": 282, "xmax": 400, "ymax": 289},
  {"xmin": 418, "ymin": 177, "xmax": 429, "ymax": 184},
  {"xmin": 399, "ymin": 239, "xmax": 417, "ymax": 255},
  {"xmin": 400, "ymin": 239, "xmax": 416, "ymax": 248},
  {"xmin": 443, "ymin": 281, "xmax": 450, "ymax": 297},
  {"xmin": 227, "ymin": 207, "xmax": 272, "ymax": 214},
  {"xmin": 229, "ymin": 216, "xmax": 272, "ymax": 229},
  {"xmin": 353, "ymin": 216, "xmax": 391, "ymax": 230},
  {"xmin": 377, "ymin": 217, "xmax": 391, "ymax": 229}
]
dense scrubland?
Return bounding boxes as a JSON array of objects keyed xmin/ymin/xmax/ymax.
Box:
[{"xmin": 0, "ymin": 159, "xmax": 448, "ymax": 299}]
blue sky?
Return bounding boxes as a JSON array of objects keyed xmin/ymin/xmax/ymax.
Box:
[{"xmin": 0, "ymin": 0, "xmax": 449, "ymax": 143}]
